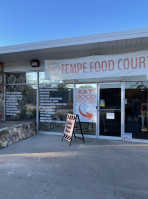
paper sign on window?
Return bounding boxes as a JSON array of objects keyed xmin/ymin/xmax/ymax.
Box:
[
  {"xmin": 75, "ymin": 88, "xmax": 97, "ymax": 123},
  {"xmin": 100, "ymin": 99, "xmax": 105, "ymax": 108},
  {"xmin": 106, "ymin": 113, "xmax": 115, "ymax": 119}
]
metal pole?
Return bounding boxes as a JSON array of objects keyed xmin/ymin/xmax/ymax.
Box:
[
  {"xmin": 36, "ymin": 71, "xmax": 39, "ymax": 133},
  {"xmin": 3, "ymin": 73, "xmax": 6, "ymax": 121}
]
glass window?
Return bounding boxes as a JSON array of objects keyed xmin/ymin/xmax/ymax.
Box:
[
  {"xmin": 125, "ymin": 81, "xmax": 148, "ymax": 140},
  {"xmin": 39, "ymin": 71, "xmax": 63, "ymax": 84},
  {"xmin": 100, "ymin": 110, "xmax": 121, "ymax": 137},
  {"xmin": 6, "ymin": 72, "xmax": 37, "ymax": 84},
  {"xmin": 100, "ymin": 83, "xmax": 121, "ymax": 109},
  {"xmin": 39, "ymin": 84, "xmax": 73, "ymax": 132},
  {"xmin": 99, "ymin": 83, "xmax": 121, "ymax": 137},
  {"xmin": 26, "ymin": 72, "xmax": 37, "ymax": 84},
  {"xmin": 6, "ymin": 85, "xmax": 37, "ymax": 121}
]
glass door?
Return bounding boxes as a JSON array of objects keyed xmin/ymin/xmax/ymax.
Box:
[{"xmin": 98, "ymin": 83, "xmax": 123, "ymax": 139}]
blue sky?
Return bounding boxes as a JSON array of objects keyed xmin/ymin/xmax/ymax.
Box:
[{"xmin": 0, "ymin": 0, "xmax": 148, "ymax": 46}]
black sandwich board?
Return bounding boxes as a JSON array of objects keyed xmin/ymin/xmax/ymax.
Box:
[{"xmin": 62, "ymin": 113, "xmax": 85, "ymax": 145}]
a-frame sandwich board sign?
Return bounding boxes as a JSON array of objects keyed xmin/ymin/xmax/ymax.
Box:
[{"xmin": 62, "ymin": 113, "xmax": 85, "ymax": 145}]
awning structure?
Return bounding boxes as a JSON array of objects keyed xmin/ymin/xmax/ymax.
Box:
[{"xmin": 0, "ymin": 29, "xmax": 148, "ymax": 63}]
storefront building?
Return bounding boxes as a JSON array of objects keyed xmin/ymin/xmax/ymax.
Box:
[{"xmin": 0, "ymin": 29, "xmax": 148, "ymax": 142}]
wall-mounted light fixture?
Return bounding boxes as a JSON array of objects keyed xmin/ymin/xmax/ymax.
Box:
[{"xmin": 31, "ymin": 59, "xmax": 40, "ymax": 67}]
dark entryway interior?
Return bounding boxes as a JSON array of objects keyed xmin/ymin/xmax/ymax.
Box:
[
  {"xmin": 100, "ymin": 87, "xmax": 121, "ymax": 137},
  {"xmin": 125, "ymin": 81, "xmax": 148, "ymax": 140}
]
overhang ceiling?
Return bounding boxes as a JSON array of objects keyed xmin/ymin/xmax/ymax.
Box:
[{"xmin": 0, "ymin": 29, "xmax": 148, "ymax": 63}]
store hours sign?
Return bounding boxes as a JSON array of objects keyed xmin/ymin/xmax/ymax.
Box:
[{"xmin": 75, "ymin": 88, "xmax": 97, "ymax": 123}]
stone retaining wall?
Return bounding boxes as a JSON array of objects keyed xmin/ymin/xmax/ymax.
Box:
[{"xmin": 0, "ymin": 122, "xmax": 36, "ymax": 149}]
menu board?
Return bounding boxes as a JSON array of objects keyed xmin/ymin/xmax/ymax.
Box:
[
  {"xmin": 6, "ymin": 92, "xmax": 23, "ymax": 116},
  {"xmin": 63, "ymin": 114, "xmax": 76, "ymax": 138},
  {"xmin": 62, "ymin": 113, "xmax": 85, "ymax": 145},
  {"xmin": 39, "ymin": 86, "xmax": 67, "ymax": 122}
]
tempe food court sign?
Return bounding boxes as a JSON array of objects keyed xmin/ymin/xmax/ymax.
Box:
[{"xmin": 45, "ymin": 50, "xmax": 148, "ymax": 80}]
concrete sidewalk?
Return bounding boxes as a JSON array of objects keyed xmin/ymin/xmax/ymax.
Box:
[{"xmin": 0, "ymin": 134, "xmax": 148, "ymax": 199}]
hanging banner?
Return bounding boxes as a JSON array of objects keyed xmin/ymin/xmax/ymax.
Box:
[
  {"xmin": 75, "ymin": 88, "xmax": 97, "ymax": 123},
  {"xmin": 45, "ymin": 50, "xmax": 148, "ymax": 80}
]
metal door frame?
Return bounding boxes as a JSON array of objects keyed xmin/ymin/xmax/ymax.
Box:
[{"xmin": 97, "ymin": 82, "xmax": 124, "ymax": 140}]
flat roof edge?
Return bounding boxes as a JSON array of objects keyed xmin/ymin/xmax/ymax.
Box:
[{"xmin": 0, "ymin": 28, "xmax": 148, "ymax": 54}]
